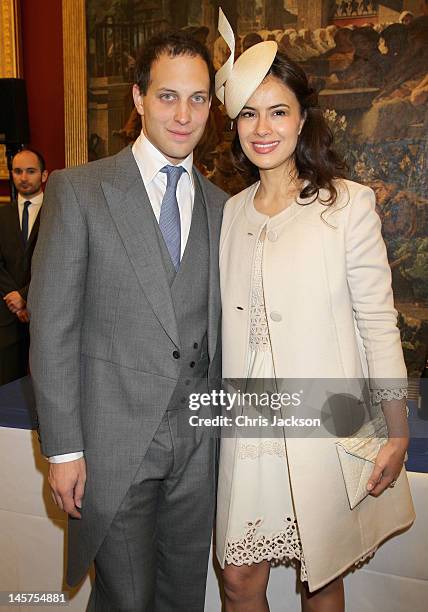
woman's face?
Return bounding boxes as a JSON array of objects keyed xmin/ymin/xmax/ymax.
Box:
[{"xmin": 237, "ymin": 76, "xmax": 305, "ymax": 173}]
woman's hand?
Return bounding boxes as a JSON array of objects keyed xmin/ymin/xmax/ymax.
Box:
[{"xmin": 367, "ymin": 437, "xmax": 408, "ymax": 496}]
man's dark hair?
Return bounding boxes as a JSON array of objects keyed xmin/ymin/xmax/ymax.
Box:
[
  {"xmin": 12, "ymin": 147, "xmax": 46, "ymax": 173},
  {"xmin": 134, "ymin": 30, "xmax": 215, "ymax": 96}
]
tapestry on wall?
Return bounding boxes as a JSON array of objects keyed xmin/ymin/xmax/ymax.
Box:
[{"xmin": 86, "ymin": 0, "xmax": 428, "ymax": 377}]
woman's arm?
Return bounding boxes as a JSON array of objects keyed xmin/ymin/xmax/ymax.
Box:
[{"xmin": 344, "ymin": 183, "xmax": 409, "ymax": 495}]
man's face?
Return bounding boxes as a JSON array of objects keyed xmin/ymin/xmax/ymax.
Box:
[
  {"xmin": 133, "ymin": 52, "xmax": 211, "ymax": 164},
  {"xmin": 12, "ymin": 151, "xmax": 48, "ymax": 198}
]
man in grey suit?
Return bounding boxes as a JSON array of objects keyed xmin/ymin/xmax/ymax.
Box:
[{"xmin": 28, "ymin": 31, "xmax": 227, "ymax": 611}]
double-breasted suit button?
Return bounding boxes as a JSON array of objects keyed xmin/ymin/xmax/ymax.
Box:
[
  {"xmin": 190, "ymin": 361, "xmax": 196, "ymax": 368},
  {"xmin": 270, "ymin": 311, "xmax": 282, "ymax": 322},
  {"xmin": 267, "ymin": 230, "xmax": 278, "ymax": 242},
  {"xmin": 173, "ymin": 350, "xmax": 180, "ymax": 359},
  {"xmin": 193, "ymin": 342, "xmax": 198, "ymax": 349}
]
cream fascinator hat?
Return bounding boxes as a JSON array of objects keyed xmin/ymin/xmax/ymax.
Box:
[{"xmin": 215, "ymin": 8, "xmax": 278, "ymax": 119}]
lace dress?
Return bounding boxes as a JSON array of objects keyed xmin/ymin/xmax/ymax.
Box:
[
  {"xmin": 224, "ymin": 233, "xmax": 308, "ymax": 581},
  {"xmin": 223, "ymin": 233, "xmax": 408, "ymax": 581}
]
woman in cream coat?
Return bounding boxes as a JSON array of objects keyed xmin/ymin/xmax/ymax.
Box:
[{"xmin": 214, "ymin": 14, "xmax": 415, "ymax": 612}]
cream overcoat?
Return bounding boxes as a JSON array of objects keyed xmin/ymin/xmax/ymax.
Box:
[{"xmin": 216, "ymin": 179, "xmax": 415, "ymax": 592}]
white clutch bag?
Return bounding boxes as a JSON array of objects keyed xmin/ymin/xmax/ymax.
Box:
[{"xmin": 336, "ymin": 415, "xmax": 388, "ymax": 510}]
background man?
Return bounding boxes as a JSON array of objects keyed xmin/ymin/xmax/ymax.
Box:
[
  {"xmin": 0, "ymin": 149, "xmax": 48, "ymax": 385},
  {"xmin": 29, "ymin": 32, "xmax": 227, "ymax": 611}
]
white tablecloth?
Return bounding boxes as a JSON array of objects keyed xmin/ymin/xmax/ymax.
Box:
[{"xmin": 0, "ymin": 427, "xmax": 427, "ymax": 611}]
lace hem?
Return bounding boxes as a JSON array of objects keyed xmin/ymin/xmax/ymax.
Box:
[
  {"xmin": 225, "ymin": 518, "xmax": 381, "ymax": 585},
  {"xmin": 371, "ymin": 388, "xmax": 408, "ymax": 403},
  {"xmin": 238, "ymin": 439, "xmax": 287, "ymax": 460},
  {"xmin": 225, "ymin": 517, "xmax": 308, "ymax": 582}
]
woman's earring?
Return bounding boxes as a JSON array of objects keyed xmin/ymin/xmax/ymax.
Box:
[{"xmin": 230, "ymin": 120, "xmax": 234, "ymax": 131}]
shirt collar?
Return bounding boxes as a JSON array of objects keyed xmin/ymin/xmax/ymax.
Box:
[
  {"xmin": 132, "ymin": 130, "xmax": 194, "ymax": 188},
  {"xmin": 17, "ymin": 192, "xmax": 44, "ymax": 207}
]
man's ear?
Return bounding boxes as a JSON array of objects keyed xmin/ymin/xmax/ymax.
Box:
[
  {"xmin": 41, "ymin": 170, "xmax": 48, "ymax": 184},
  {"xmin": 132, "ymin": 84, "xmax": 144, "ymax": 116}
]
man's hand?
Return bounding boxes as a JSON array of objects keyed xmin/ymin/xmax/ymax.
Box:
[
  {"xmin": 48, "ymin": 457, "xmax": 86, "ymax": 519},
  {"xmin": 16, "ymin": 308, "xmax": 30, "ymax": 323},
  {"xmin": 4, "ymin": 291, "xmax": 26, "ymax": 313}
]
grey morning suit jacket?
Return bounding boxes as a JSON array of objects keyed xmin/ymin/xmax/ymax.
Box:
[{"xmin": 28, "ymin": 145, "xmax": 227, "ymax": 586}]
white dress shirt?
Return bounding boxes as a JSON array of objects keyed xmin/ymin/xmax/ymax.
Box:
[
  {"xmin": 132, "ymin": 130, "xmax": 195, "ymax": 256},
  {"xmin": 49, "ymin": 132, "xmax": 195, "ymax": 464},
  {"xmin": 17, "ymin": 192, "xmax": 43, "ymax": 239}
]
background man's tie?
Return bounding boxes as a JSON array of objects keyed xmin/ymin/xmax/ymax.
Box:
[
  {"xmin": 159, "ymin": 165, "xmax": 185, "ymax": 271},
  {"xmin": 21, "ymin": 200, "xmax": 31, "ymax": 245}
]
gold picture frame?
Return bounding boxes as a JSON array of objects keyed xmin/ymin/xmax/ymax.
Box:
[
  {"xmin": 62, "ymin": 0, "xmax": 88, "ymax": 167},
  {"xmin": 0, "ymin": 0, "xmax": 87, "ymax": 179},
  {"xmin": 0, "ymin": 0, "xmax": 23, "ymax": 179}
]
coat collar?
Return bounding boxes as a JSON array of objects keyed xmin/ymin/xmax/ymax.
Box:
[
  {"xmin": 101, "ymin": 145, "xmax": 180, "ymax": 347},
  {"xmin": 193, "ymin": 167, "xmax": 223, "ymax": 360},
  {"xmin": 101, "ymin": 146, "xmax": 223, "ymax": 354}
]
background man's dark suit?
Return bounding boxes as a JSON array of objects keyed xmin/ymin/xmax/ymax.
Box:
[{"xmin": 0, "ymin": 202, "xmax": 40, "ymax": 384}]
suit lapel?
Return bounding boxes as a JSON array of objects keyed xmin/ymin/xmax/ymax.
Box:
[
  {"xmin": 10, "ymin": 202, "xmax": 25, "ymax": 252},
  {"xmin": 25, "ymin": 208, "xmax": 41, "ymax": 251},
  {"xmin": 193, "ymin": 169, "xmax": 222, "ymax": 361},
  {"xmin": 102, "ymin": 146, "xmax": 180, "ymax": 348}
]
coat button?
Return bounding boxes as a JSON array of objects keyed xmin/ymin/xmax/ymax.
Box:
[
  {"xmin": 193, "ymin": 342, "xmax": 198, "ymax": 349},
  {"xmin": 190, "ymin": 361, "xmax": 196, "ymax": 368},
  {"xmin": 172, "ymin": 350, "xmax": 180, "ymax": 359},
  {"xmin": 267, "ymin": 230, "xmax": 278, "ymax": 242},
  {"xmin": 270, "ymin": 311, "xmax": 282, "ymax": 322}
]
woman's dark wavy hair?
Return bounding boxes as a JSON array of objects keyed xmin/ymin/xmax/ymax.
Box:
[{"xmin": 232, "ymin": 52, "xmax": 347, "ymax": 207}]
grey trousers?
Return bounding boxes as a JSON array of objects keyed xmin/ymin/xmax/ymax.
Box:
[{"xmin": 87, "ymin": 408, "xmax": 216, "ymax": 612}]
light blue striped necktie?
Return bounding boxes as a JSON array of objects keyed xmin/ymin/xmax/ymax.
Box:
[{"xmin": 159, "ymin": 165, "xmax": 185, "ymax": 271}]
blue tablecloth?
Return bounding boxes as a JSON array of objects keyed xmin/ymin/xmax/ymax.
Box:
[
  {"xmin": 0, "ymin": 376, "xmax": 38, "ymax": 430},
  {"xmin": 407, "ymin": 399, "xmax": 428, "ymax": 473}
]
